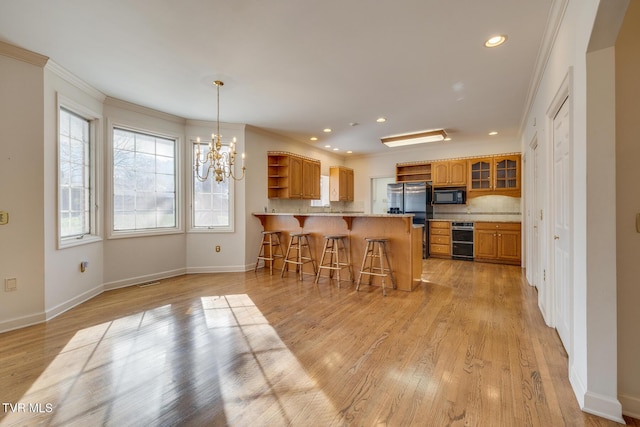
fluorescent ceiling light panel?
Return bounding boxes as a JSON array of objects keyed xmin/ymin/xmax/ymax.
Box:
[{"xmin": 381, "ymin": 129, "xmax": 448, "ymax": 147}]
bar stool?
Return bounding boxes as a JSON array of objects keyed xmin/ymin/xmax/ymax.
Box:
[
  {"xmin": 281, "ymin": 232, "xmax": 316, "ymax": 280},
  {"xmin": 314, "ymin": 234, "xmax": 352, "ymax": 286},
  {"xmin": 254, "ymin": 231, "xmax": 285, "ymax": 275},
  {"xmin": 356, "ymin": 237, "xmax": 396, "ymax": 296}
]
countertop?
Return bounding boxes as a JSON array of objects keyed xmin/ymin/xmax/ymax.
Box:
[
  {"xmin": 429, "ymin": 218, "xmax": 521, "ymax": 223},
  {"xmin": 253, "ymin": 212, "xmax": 413, "ymax": 218}
]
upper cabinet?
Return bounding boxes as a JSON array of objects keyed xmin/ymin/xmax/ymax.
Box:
[
  {"xmin": 468, "ymin": 154, "xmax": 521, "ymax": 198},
  {"xmin": 267, "ymin": 152, "xmax": 321, "ymax": 199},
  {"xmin": 303, "ymin": 159, "xmax": 321, "ymax": 199},
  {"xmin": 329, "ymin": 166, "xmax": 354, "ymax": 202},
  {"xmin": 432, "ymin": 160, "xmax": 467, "ymax": 187},
  {"xmin": 396, "ymin": 162, "xmax": 431, "ymax": 183}
]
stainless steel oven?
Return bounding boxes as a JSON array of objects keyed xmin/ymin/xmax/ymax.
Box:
[{"xmin": 451, "ymin": 222, "xmax": 474, "ymax": 260}]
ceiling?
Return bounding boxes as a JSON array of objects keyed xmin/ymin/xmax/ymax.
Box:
[{"xmin": 0, "ymin": 0, "xmax": 555, "ymax": 156}]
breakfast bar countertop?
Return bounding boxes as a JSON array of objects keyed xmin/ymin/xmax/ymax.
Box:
[
  {"xmin": 252, "ymin": 212, "xmax": 423, "ymax": 291},
  {"xmin": 254, "ymin": 212, "xmax": 413, "ymax": 217}
]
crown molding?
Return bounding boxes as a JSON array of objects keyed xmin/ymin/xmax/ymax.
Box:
[
  {"xmin": 0, "ymin": 40, "xmax": 48, "ymax": 67},
  {"xmin": 45, "ymin": 60, "xmax": 106, "ymax": 102},
  {"xmin": 104, "ymin": 96, "xmax": 186, "ymax": 125}
]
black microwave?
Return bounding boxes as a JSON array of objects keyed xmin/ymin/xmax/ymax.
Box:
[{"xmin": 433, "ymin": 189, "xmax": 466, "ymax": 204}]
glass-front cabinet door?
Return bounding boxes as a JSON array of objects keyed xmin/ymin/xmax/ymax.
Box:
[
  {"xmin": 469, "ymin": 157, "xmax": 493, "ymax": 194},
  {"xmin": 494, "ymin": 155, "xmax": 520, "ymax": 191}
]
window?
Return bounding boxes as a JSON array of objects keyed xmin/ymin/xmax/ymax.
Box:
[
  {"xmin": 112, "ymin": 127, "xmax": 177, "ymax": 233},
  {"xmin": 191, "ymin": 141, "xmax": 233, "ymax": 230},
  {"xmin": 310, "ymin": 175, "xmax": 330, "ymax": 207},
  {"xmin": 58, "ymin": 106, "xmax": 99, "ymax": 246}
]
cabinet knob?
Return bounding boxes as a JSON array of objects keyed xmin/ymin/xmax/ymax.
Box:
[{"xmin": 554, "ymin": 235, "xmax": 560, "ymax": 240}]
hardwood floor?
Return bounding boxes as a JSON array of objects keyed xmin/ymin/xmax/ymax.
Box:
[{"xmin": 0, "ymin": 259, "xmax": 637, "ymax": 426}]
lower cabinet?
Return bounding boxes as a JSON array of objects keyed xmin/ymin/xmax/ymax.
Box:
[
  {"xmin": 429, "ymin": 221, "xmax": 451, "ymax": 258},
  {"xmin": 474, "ymin": 222, "xmax": 521, "ymax": 265}
]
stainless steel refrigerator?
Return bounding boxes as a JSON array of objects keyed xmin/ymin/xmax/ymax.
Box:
[{"xmin": 387, "ymin": 182, "xmax": 433, "ymax": 258}]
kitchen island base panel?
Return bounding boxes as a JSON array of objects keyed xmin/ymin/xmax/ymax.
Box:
[{"xmin": 253, "ymin": 213, "xmax": 422, "ymax": 292}]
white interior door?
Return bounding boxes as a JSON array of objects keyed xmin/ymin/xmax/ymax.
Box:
[{"xmin": 552, "ymin": 96, "xmax": 572, "ymax": 352}]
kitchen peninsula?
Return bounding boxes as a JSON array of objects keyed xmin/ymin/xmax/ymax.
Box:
[{"xmin": 253, "ymin": 213, "xmax": 423, "ymax": 291}]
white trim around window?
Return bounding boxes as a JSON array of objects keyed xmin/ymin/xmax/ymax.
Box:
[
  {"xmin": 106, "ymin": 120, "xmax": 184, "ymax": 239},
  {"xmin": 187, "ymin": 138, "xmax": 235, "ymax": 233},
  {"xmin": 57, "ymin": 94, "xmax": 103, "ymax": 249}
]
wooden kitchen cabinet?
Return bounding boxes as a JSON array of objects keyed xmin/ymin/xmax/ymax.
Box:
[
  {"xmin": 303, "ymin": 159, "xmax": 321, "ymax": 199},
  {"xmin": 329, "ymin": 166, "xmax": 354, "ymax": 202},
  {"xmin": 267, "ymin": 153, "xmax": 290, "ymax": 199},
  {"xmin": 288, "ymin": 155, "xmax": 303, "ymax": 198},
  {"xmin": 474, "ymin": 222, "xmax": 521, "ymax": 265},
  {"xmin": 429, "ymin": 221, "xmax": 451, "ymax": 258},
  {"xmin": 432, "ymin": 160, "xmax": 467, "ymax": 187},
  {"xmin": 267, "ymin": 152, "xmax": 320, "ymax": 199},
  {"xmin": 468, "ymin": 154, "xmax": 521, "ymax": 198},
  {"xmin": 395, "ymin": 161, "xmax": 432, "ymax": 183}
]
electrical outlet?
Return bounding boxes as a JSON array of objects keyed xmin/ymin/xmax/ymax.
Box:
[
  {"xmin": 80, "ymin": 261, "xmax": 89, "ymax": 272},
  {"xmin": 215, "ymin": 245, "xmax": 221, "ymax": 253},
  {"xmin": 5, "ymin": 278, "xmax": 17, "ymax": 292},
  {"xmin": 0, "ymin": 211, "xmax": 8, "ymax": 225}
]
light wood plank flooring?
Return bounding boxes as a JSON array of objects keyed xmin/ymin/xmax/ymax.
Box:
[{"xmin": 0, "ymin": 259, "xmax": 637, "ymax": 426}]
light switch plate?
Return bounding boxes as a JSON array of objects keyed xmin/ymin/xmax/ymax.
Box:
[{"xmin": 0, "ymin": 211, "xmax": 8, "ymax": 225}]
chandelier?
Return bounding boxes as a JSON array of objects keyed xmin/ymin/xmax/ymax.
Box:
[{"xmin": 194, "ymin": 80, "xmax": 246, "ymax": 183}]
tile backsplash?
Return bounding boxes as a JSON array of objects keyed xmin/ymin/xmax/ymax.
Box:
[
  {"xmin": 266, "ymin": 199, "xmax": 364, "ymax": 214},
  {"xmin": 433, "ymin": 195, "xmax": 521, "ymax": 222}
]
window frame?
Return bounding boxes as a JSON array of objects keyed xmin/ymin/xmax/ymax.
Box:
[
  {"xmin": 187, "ymin": 138, "xmax": 235, "ymax": 233},
  {"xmin": 107, "ymin": 121, "xmax": 183, "ymax": 239},
  {"xmin": 57, "ymin": 95, "xmax": 102, "ymax": 249}
]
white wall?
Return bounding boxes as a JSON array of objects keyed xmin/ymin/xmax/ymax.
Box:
[
  {"xmin": 615, "ymin": 0, "xmax": 640, "ymax": 417},
  {"xmin": 521, "ymin": 0, "xmax": 627, "ymax": 421},
  {"xmin": 242, "ymin": 126, "xmax": 346, "ymax": 268},
  {"xmin": 102, "ymin": 99, "xmax": 187, "ymax": 289},
  {"xmin": 346, "ymin": 137, "xmax": 521, "ymax": 213},
  {"xmin": 0, "ymin": 52, "xmax": 46, "ymax": 331},
  {"xmin": 43, "ymin": 64, "xmax": 106, "ymax": 319},
  {"xmin": 185, "ymin": 120, "xmax": 249, "ymax": 272}
]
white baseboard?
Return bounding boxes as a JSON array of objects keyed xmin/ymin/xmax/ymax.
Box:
[
  {"xmin": 0, "ymin": 311, "xmax": 46, "ymax": 334},
  {"xmin": 570, "ymin": 355, "xmax": 625, "ymax": 423},
  {"xmin": 583, "ymin": 391, "xmax": 624, "ymax": 423},
  {"xmin": 619, "ymin": 392, "xmax": 640, "ymax": 420},
  {"xmin": 570, "ymin": 363, "xmax": 587, "ymax": 407},
  {"xmin": 45, "ymin": 284, "xmax": 104, "ymax": 321},
  {"xmin": 187, "ymin": 263, "xmax": 253, "ymax": 274},
  {"xmin": 103, "ymin": 268, "xmax": 187, "ymax": 291}
]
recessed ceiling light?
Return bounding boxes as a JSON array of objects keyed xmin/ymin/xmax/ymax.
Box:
[
  {"xmin": 324, "ymin": 145, "xmax": 331, "ymax": 148},
  {"xmin": 444, "ymin": 137, "xmax": 452, "ymax": 141},
  {"xmin": 489, "ymin": 131, "xmax": 498, "ymax": 136},
  {"xmin": 323, "ymin": 128, "xmax": 332, "ymax": 133},
  {"xmin": 485, "ymin": 35, "xmax": 507, "ymax": 48},
  {"xmin": 310, "ymin": 137, "xmax": 318, "ymax": 141},
  {"xmin": 347, "ymin": 150, "xmax": 353, "ymax": 154},
  {"xmin": 333, "ymin": 148, "xmax": 339, "ymax": 151},
  {"xmin": 376, "ymin": 117, "xmax": 387, "ymax": 123}
]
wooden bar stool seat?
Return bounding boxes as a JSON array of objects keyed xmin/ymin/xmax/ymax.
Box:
[
  {"xmin": 356, "ymin": 237, "xmax": 396, "ymax": 296},
  {"xmin": 255, "ymin": 231, "xmax": 285, "ymax": 275},
  {"xmin": 281, "ymin": 232, "xmax": 317, "ymax": 280},
  {"xmin": 314, "ymin": 234, "xmax": 353, "ymax": 286}
]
